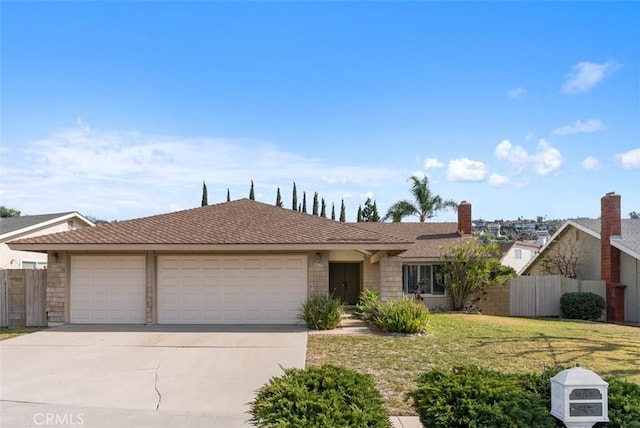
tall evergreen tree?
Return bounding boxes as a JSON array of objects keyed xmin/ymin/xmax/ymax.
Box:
[
  {"xmin": 357, "ymin": 206, "xmax": 363, "ymax": 222},
  {"xmin": 321, "ymin": 198, "xmax": 327, "ymax": 218},
  {"xmin": 201, "ymin": 181, "xmax": 208, "ymax": 207},
  {"xmin": 249, "ymin": 180, "xmax": 255, "ymax": 200},
  {"xmin": 312, "ymin": 192, "xmax": 319, "ymax": 216},
  {"xmin": 339, "ymin": 200, "xmax": 346, "ymax": 222},
  {"xmin": 226, "ymin": 189, "xmax": 230, "ymax": 202},
  {"xmin": 298, "ymin": 203, "xmax": 302, "ymax": 212},
  {"xmin": 275, "ymin": 187, "xmax": 283, "ymax": 207},
  {"xmin": 362, "ymin": 197, "xmax": 381, "ymax": 222},
  {"xmin": 302, "ymin": 192, "xmax": 307, "ymax": 213},
  {"xmin": 331, "ymin": 203, "xmax": 336, "ymax": 220},
  {"xmin": 292, "ymin": 182, "xmax": 298, "ymax": 210}
]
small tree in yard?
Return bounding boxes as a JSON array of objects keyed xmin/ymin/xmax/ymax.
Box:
[
  {"xmin": 540, "ymin": 239, "xmax": 582, "ymax": 278},
  {"xmin": 439, "ymin": 239, "xmax": 516, "ymax": 311}
]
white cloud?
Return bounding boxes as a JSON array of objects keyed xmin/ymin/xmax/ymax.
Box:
[
  {"xmin": 495, "ymin": 139, "xmax": 563, "ymax": 176},
  {"xmin": 552, "ymin": 119, "xmax": 605, "ymax": 136},
  {"xmin": 410, "ymin": 170, "xmax": 427, "ymax": 179},
  {"xmin": 616, "ymin": 148, "xmax": 640, "ymax": 169},
  {"xmin": 447, "ymin": 158, "xmax": 488, "ymax": 182},
  {"xmin": 365, "ymin": 191, "xmax": 374, "ymax": 199},
  {"xmin": 495, "ymin": 140, "xmax": 529, "ymax": 173},
  {"xmin": 424, "ymin": 157, "xmax": 444, "ymax": 169},
  {"xmin": 507, "ymin": 87, "xmax": 526, "ymax": 99},
  {"xmin": 534, "ymin": 140, "xmax": 563, "ymax": 175},
  {"xmin": 489, "ymin": 174, "xmax": 510, "ymax": 187},
  {"xmin": 561, "ymin": 60, "xmax": 620, "ymax": 94},
  {"xmin": 3, "ymin": 122, "xmax": 400, "ymax": 219},
  {"xmin": 582, "ymin": 156, "xmax": 601, "ymax": 170}
]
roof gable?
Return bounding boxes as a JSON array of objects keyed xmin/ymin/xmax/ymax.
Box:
[
  {"xmin": 8, "ymin": 200, "xmax": 412, "ymax": 250},
  {"xmin": 0, "ymin": 212, "xmax": 94, "ymax": 242}
]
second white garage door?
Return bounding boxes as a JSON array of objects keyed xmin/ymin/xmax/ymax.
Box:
[{"xmin": 157, "ymin": 254, "xmax": 308, "ymax": 324}]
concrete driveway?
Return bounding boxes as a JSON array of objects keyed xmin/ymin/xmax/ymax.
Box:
[{"xmin": 0, "ymin": 325, "xmax": 307, "ymax": 428}]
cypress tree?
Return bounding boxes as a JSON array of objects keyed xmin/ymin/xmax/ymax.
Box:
[
  {"xmin": 371, "ymin": 201, "xmax": 381, "ymax": 222},
  {"xmin": 201, "ymin": 181, "xmax": 208, "ymax": 207},
  {"xmin": 331, "ymin": 203, "xmax": 336, "ymax": 220},
  {"xmin": 312, "ymin": 192, "xmax": 319, "ymax": 216},
  {"xmin": 292, "ymin": 182, "xmax": 298, "ymax": 210},
  {"xmin": 339, "ymin": 200, "xmax": 346, "ymax": 222},
  {"xmin": 298, "ymin": 203, "xmax": 302, "ymax": 212},
  {"xmin": 302, "ymin": 192, "xmax": 307, "ymax": 213},
  {"xmin": 357, "ymin": 205, "xmax": 363, "ymax": 222},
  {"xmin": 227, "ymin": 189, "xmax": 230, "ymax": 202},
  {"xmin": 362, "ymin": 197, "xmax": 381, "ymax": 222},
  {"xmin": 249, "ymin": 180, "xmax": 255, "ymax": 200},
  {"xmin": 321, "ymin": 198, "xmax": 327, "ymax": 218},
  {"xmin": 276, "ymin": 187, "xmax": 283, "ymax": 207}
]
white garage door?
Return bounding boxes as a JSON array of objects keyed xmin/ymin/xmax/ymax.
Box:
[
  {"xmin": 70, "ymin": 255, "xmax": 146, "ymax": 324},
  {"xmin": 158, "ymin": 255, "xmax": 307, "ymax": 324}
]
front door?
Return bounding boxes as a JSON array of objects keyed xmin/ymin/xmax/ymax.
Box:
[{"xmin": 329, "ymin": 263, "xmax": 361, "ymax": 305}]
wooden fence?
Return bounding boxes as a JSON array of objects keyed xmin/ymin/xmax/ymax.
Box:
[
  {"xmin": 480, "ymin": 275, "xmax": 606, "ymax": 318},
  {"xmin": 0, "ymin": 269, "xmax": 47, "ymax": 327}
]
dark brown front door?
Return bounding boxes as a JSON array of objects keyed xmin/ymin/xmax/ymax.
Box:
[{"xmin": 329, "ymin": 263, "xmax": 361, "ymax": 305}]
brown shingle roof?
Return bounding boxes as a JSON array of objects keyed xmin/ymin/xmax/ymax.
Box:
[
  {"xmin": 351, "ymin": 222, "xmax": 464, "ymax": 258},
  {"xmin": 9, "ymin": 199, "xmax": 411, "ymax": 249}
]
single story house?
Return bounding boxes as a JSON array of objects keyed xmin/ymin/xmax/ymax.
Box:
[
  {"xmin": 8, "ymin": 199, "xmax": 473, "ymax": 326},
  {"xmin": 0, "ymin": 212, "xmax": 94, "ymax": 270},
  {"xmin": 521, "ymin": 192, "xmax": 640, "ymax": 324}
]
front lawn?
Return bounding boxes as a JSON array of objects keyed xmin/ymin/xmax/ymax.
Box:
[
  {"xmin": 0, "ymin": 327, "xmax": 44, "ymax": 341},
  {"xmin": 306, "ymin": 314, "xmax": 640, "ymax": 415}
]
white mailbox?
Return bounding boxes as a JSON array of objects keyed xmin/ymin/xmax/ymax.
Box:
[{"xmin": 550, "ymin": 365, "xmax": 609, "ymax": 428}]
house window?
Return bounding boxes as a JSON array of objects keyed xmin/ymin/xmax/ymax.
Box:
[
  {"xmin": 514, "ymin": 249, "xmax": 522, "ymax": 259},
  {"xmin": 21, "ymin": 260, "xmax": 47, "ymax": 269},
  {"xmin": 403, "ymin": 264, "xmax": 446, "ymax": 295}
]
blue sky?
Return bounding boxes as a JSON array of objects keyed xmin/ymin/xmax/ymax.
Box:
[{"xmin": 1, "ymin": 1, "xmax": 639, "ymax": 222}]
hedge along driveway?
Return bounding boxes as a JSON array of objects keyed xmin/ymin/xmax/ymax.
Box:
[{"xmin": 306, "ymin": 314, "xmax": 640, "ymax": 416}]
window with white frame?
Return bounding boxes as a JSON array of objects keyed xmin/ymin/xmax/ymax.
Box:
[
  {"xmin": 403, "ymin": 264, "xmax": 446, "ymax": 295},
  {"xmin": 21, "ymin": 260, "xmax": 47, "ymax": 269},
  {"xmin": 514, "ymin": 249, "xmax": 522, "ymax": 259}
]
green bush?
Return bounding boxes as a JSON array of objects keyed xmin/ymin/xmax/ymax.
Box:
[
  {"xmin": 374, "ymin": 295, "xmax": 431, "ymax": 334},
  {"xmin": 411, "ymin": 366, "xmax": 560, "ymax": 428},
  {"xmin": 412, "ymin": 365, "xmax": 640, "ymax": 428},
  {"xmin": 596, "ymin": 377, "xmax": 640, "ymax": 428},
  {"xmin": 353, "ymin": 289, "xmax": 380, "ymax": 321},
  {"xmin": 250, "ymin": 364, "xmax": 392, "ymax": 428},
  {"xmin": 300, "ymin": 294, "xmax": 343, "ymax": 330},
  {"xmin": 561, "ymin": 292, "xmax": 606, "ymax": 320}
]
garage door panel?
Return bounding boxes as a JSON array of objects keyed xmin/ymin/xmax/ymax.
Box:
[
  {"xmin": 71, "ymin": 255, "xmax": 146, "ymax": 324},
  {"xmin": 158, "ymin": 254, "xmax": 307, "ymax": 324}
]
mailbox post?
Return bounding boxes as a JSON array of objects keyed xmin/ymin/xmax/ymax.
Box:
[{"xmin": 550, "ymin": 365, "xmax": 609, "ymax": 428}]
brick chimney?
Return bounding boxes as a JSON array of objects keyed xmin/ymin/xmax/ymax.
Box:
[
  {"xmin": 458, "ymin": 201, "xmax": 472, "ymax": 236},
  {"xmin": 601, "ymin": 192, "xmax": 624, "ymax": 322}
]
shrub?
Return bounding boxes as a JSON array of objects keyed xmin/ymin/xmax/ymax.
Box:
[
  {"xmin": 374, "ymin": 295, "xmax": 431, "ymax": 334},
  {"xmin": 300, "ymin": 294, "xmax": 343, "ymax": 330},
  {"xmin": 561, "ymin": 292, "xmax": 605, "ymax": 320},
  {"xmin": 250, "ymin": 364, "xmax": 392, "ymax": 428},
  {"xmin": 353, "ymin": 289, "xmax": 380, "ymax": 321},
  {"xmin": 596, "ymin": 377, "xmax": 640, "ymax": 428},
  {"xmin": 411, "ymin": 366, "xmax": 560, "ymax": 428}
]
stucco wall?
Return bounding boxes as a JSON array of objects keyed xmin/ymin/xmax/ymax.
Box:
[
  {"xmin": 308, "ymin": 251, "xmax": 329, "ymax": 296},
  {"xmin": 379, "ymin": 254, "xmax": 403, "ymax": 301},
  {"xmin": 528, "ymin": 227, "xmax": 600, "ymax": 280},
  {"xmin": 621, "ymin": 252, "xmax": 639, "ymax": 323},
  {"xmin": 1, "ymin": 218, "xmax": 91, "ymax": 269}
]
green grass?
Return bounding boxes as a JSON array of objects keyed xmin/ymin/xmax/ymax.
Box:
[
  {"xmin": 0, "ymin": 327, "xmax": 44, "ymax": 341},
  {"xmin": 306, "ymin": 313, "xmax": 640, "ymax": 416}
]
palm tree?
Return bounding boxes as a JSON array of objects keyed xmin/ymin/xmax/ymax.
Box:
[{"xmin": 383, "ymin": 175, "xmax": 457, "ymax": 222}]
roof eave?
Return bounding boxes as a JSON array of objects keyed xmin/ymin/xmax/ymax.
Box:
[{"xmin": 7, "ymin": 242, "xmax": 413, "ymax": 252}]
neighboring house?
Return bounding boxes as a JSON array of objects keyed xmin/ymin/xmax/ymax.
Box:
[
  {"xmin": 8, "ymin": 199, "xmax": 474, "ymax": 326},
  {"xmin": 0, "ymin": 212, "xmax": 94, "ymax": 270},
  {"xmin": 521, "ymin": 192, "xmax": 640, "ymax": 324},
  {"xmin": 498, "ymin": 241, "xmax": 541, "ymax": 274}
]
